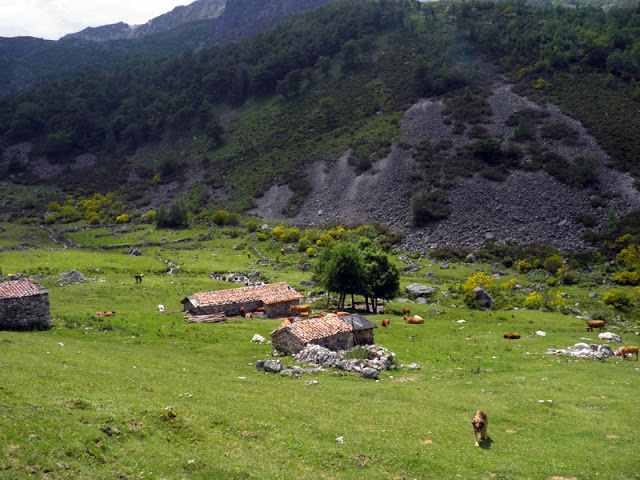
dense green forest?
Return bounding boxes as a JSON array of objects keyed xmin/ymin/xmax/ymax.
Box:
[{"xmin": 1, "ymin": 0, "xmax": 640, "ymax": 218}]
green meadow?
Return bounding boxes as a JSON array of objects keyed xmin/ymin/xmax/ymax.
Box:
[{"xmin": 1, "ymin": 223, "xmax": 639, "ymax": 480}]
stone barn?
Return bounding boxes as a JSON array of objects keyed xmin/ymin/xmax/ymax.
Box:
[
  {"xmin": 0, "ymin": 279, "xmax": 52, "ymax": 331},
  {"xmin": 270, "ymin": 315, "xmax": 355, "ymax": 355},
  {"xmin": 338, "ymin": 314, "xmax": 378, "ymax": 345},
  {"xmin": 181, "ymin": 282, "xmax": 302, "ymax": 318}
]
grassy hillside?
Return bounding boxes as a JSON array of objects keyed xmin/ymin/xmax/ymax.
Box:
[{"xmin": 1, "ymin": 222, "xmax": 639, "ymax": 479}]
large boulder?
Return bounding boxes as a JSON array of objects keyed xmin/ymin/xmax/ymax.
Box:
[
  {"xmin": 406, "ymin": 283, "xmax": 436, "ymax": 297},
  {"xmin": 360, "ymin": 368, "xmax": 379, "ymax": 380},
  {"xmin": 472, "ymin": 287, "xmax": 494, "ymax": 308},
  {"xmin": 58, "ymin": 269, "xmax": 85, "ymax": 283},
  {"xmin": 599, "ymin": 332, "xmax": 623, "ymax": 343}
]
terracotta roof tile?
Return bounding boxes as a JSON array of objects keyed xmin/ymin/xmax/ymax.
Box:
[
  {"xmin": 0, "ymin": 279, "xmax": 47, "ymax": 300},
  {"xmin": 191, "ymin": 282, "xmax": 301, "ymax": 307},
  {"xmin": 273, "ymin": 315, "xmax": 353, "ymax": 343}
]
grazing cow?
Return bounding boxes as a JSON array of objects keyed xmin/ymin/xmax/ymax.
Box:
[
  {"xmin": 586, "ymin": 320, "xmax": 606, "ymax": 332},
  {"xmin": 240, "ymin": 307, "xmax": 245, "ymax": 317},
  {"xmin": 503, "ymin": 333, "xmax": 521, "ymax": 339},
  {"xmin": 290, "ymin": 304, "xmax": 312, "ymax": 315},
  {"xmin": 134, "ymin": 274, "xmax": 144, "ymax": 283},
  {"xmin": 404, "ymin": 315, "xmax": 424, "ymax": 324},
  {"xmin": 381, "ymin": 319, "xmax": 390, "ymax": 327},
  {"xmin": 335, "ymin": 311, "xmax": 350, "ymax": 317},
  {"xmin": 402, "ymin": 308, "xmax": 410, "ymax": 316},
  {"xmin": 280, "ymin": 318, "xmax": 293, "ymax": 327},
  {"xmin": 616, "ymin": 346, "xmax": 639, "ymax": 361},
  {"xmin": 95, "ymin": 311, "xmax": 115, "ymax": 317},
  {"xmin": 255, "ymin": 307, "xmax": 266, "ymax": 313},
  {"xmin": 300, "ymin": 312, "xmax": 309, "ymax": 317}
]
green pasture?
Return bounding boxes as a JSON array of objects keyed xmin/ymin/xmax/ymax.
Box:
[{"xmin": 1, "ymin": 224, "xmax": 639, "ymax": 479}]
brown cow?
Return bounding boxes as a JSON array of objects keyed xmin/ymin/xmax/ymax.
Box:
[
  {"xmin": 381, "ymin": 319, "xmax": 390, "ymax": 327},
  {"xmin": 255, "ymin": 307, "xmax": 266, "ymax": 313},
  {"xmin": 244, "ymin": 312, "xmax": 253, "ymax": 319},
  {"xmin": 503, "ymin": 333, "xmax": 521, "ymax": 339},
  {"xmin": 404, "ymin": 315, "xmax": 424, "ymax": 324},
  {"xmin": 95, "ymin": 311, "xmax": 115, "ymax": 317},
  {"xmin": 616, "ymin": 346, "xmax": 639, "ymax": 361},
  {"xmin": 586, "ymin": 320, "xmax": 606, "ymax": 332},
  {"xmin": 335, "ymin": 311, "xmax": 350, "ymax": 317},
  {"xmin": 402, "ymin": 308, "xmax": 410, "ymax": 316},
  {"xmin": 290, "ymin": 304, "xmax": 312, "ymax": 315},
  {"xmin": 240, "ymin": 307, "xmax": 245, "ymax": 317},
  {"xmin": 134, "ymin": 274, "xmax": 144, "ymax": 283}
]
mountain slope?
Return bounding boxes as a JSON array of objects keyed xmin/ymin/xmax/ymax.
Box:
[{"xmin": 63, "ymin": 0, "xmax": 227, "ymax": 42}]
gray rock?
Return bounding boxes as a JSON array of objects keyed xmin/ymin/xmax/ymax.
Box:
[
  {"xmin": 284, "ymin": 245, "xmax": 296, "ymax": 253},
  {"xmin": 256, "ymin": 360, "xmax": 266, "ymax": 371},
  {"xmin": 472, "ymin": 287, "xmax": 494, "ymax": 307},
  {"xmin": 59, "ymin": 269, "xmax": 85, "ymax": 283},
  {"xmin": 262, "ymin": 360, "xmax": 282, "ymax": 373},
  {"xmin": 251, "ymin": 334, "xmax": 265, "ymax": 343},
  {"xmin": 408, "ymin": 363, "xmax": 421, "ymax": 370},
  {"xmin": 465, "ymin": 254, "xmax": 476, "ymax": 262},
  {"xmin": 125, "ymin": 246, "xmax": 141, "ymax": 256},
  {"xmin": 300, "ymin": 263, "xmax": 313, "ymax": 271},
  {"xmin": 588, "ymin": 292, "xmax": 599, "ymax": 298},
  {"xmin": 360, "ymin": 368, "xmax": 379, "ymax": 379},
  {"xmin": 439, "ymin": 262, "xmax": 450, "ymax": 269},
  {"xmin": 599, "ymin": 332, "xmax": 623, "ymax": 343},
  {"xmin": 300, "ymin": 281, "xmax": 315, "ymax": 287},
  {"xmin": 406, "ymin": 283, "xmax": 436, "ymax": 296},
  {"xmin": 416, "ymin": 297, "xmax": 428, "ymax": 304}
]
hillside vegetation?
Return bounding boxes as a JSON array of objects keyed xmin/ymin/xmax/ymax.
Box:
[
  {"xmin": 1, "ymin": 220, "xmax": 640, "ymax": 479},
  {"xmin": 1, "ymin": 0, "xmax": 640, "ymax": 242}
]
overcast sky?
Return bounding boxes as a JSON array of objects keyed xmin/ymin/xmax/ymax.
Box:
[{"xmin": 0, "ymin": 0, "xmax": 191, "ymax": 40}]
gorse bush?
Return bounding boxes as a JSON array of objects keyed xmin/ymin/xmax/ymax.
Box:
[{"xmin": 603, "ymin": 289, "xmax": 635, "ymax": 309}]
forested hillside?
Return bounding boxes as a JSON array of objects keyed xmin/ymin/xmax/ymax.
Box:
[{"xmin": 1, "ymin": 0, "xmax": 640, "ymax": 247}]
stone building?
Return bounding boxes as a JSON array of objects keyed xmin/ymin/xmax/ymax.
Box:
[
  {"xmin": 181, "ymin": 282, "xmax": 302, "ymax": 318},
  {"xmin": 271, "ymin": 314, "xmax": 361, "ymax": 355},
  {"xmin": 338, "ymin": 314, "xmax": 378, "ymax": 345},
  {"xmin": 0, "ymin": 279, "xmax": 52, "ymax": 331}
]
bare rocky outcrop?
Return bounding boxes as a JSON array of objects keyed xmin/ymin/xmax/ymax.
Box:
[{"xmin": 252, "ymin": 81, "xmax": 640, "ymax": 251}]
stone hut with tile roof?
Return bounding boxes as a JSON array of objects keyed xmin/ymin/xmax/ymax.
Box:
[
  {"xmin": 181, "ymin": 282, "xmax": 302, "ymax": 318},
  {"xmin": 339, "ymin": 314, "xmax": 378, "ymax": 345},
  {"xmin": 0, "ymin": 279, "xmax": 52, "ymax": 331},
  {"xmin": 270, "ymin": 315, "xmax": 357, "ymax": 355}
]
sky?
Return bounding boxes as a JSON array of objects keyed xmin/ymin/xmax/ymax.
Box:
[{"xmin": 0, "ymin": 0, "xmax": 191, "ymax": 40}]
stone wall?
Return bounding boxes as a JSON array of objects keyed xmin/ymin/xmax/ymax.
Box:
[
  {"xmin": 266, "ymin": 300, "xmax": 299, "ymax": 318},
  {"xmin": 0, "ymin": 293, "xmax": 52, "ymax": 330},
  {"xmin": 185, "ymin": 300, "xmax": 263, "ymax": 317},
  {"xmin": 354, "ymin": 329, "xmax": 374, "ymax": 345},
  {"xmin": 271, "ymin": 330, "xmax": 306, "ymax": 354}
]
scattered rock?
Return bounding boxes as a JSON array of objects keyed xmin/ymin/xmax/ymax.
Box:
[
  {"xmin": 361, "ymin": 368, "xmax": 379, "ymax": 379},
  {"xmin": 408, "ymin": 363, "xmax": 421, "ymax": 370},
  {"xmin": 58, "ymin": 269, "xmax": 85, "ymax": 283},
  {"xmin": 439, "ymin": 263, "xmax": 450, "ymax": 269},
  {"xmin": 599, "ymin": 332, "xmax": 623, "ymax": 343},
  {"xmin": 262, "ymin": 360, "xmax": 282, "ymax": 373},
  {"xmin": 252, "ymin": 334, "xmax": 266, "ymax": 344},
  {"xmin": 335, "ymin": 436, "xmax": 344, "ymax": 443},
  {"xmin": 545, "ymin": 343, "xmax": 616, "ymax": 359},
  {"xmin": 125, "ymin": 246, "xmax": 141, "ymax": 256},
  {"xmin": 406, "ymin": 283, "xmax": 436, "ymax": 296},
  {"xmin": 535, "ymin": 331, "xmax": 546, "ymax": 336},
  {"xmin": 294, "ymin": 344, "xmax": 395, "ymax": 374},
  {"xmin": 472, "ymin": 287, "xmax": 494, "ymax": 308}
]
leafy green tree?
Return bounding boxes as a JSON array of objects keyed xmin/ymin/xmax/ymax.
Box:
[
  {"xmin": 359, "ymin": 240, "xmax": 400, "ymax": 313},
  {"xmin": 156, "ymin": 198, "xmax": 188, "ymax": 228},
  {"xmin": 315, "ymin": 242, "xmax": 366, "ymax": 309}
]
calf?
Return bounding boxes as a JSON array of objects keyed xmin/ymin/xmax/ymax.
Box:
[
  {"xmin": 381, "ymin": 319, "xmax": 390, "ymax": 327},
  {"xmin": 586, "ymin": 320, "xmax": 606, "ymax": 332},
  {"xmin": 616, "ymin": 346, "xmax": 639, "ymax": 361},
  {"xmin": 134, "ymin": 274, "xmax": 144, "ymax": 283},
  {"xmin": 404, "ymin": 315, "xmax": 424, "ymax": 324}
]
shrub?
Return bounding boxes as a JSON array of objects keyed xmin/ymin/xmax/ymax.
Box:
[
  {"xmin": 524, "ymin": 291, "xmax": 543, "ymax": 309},
  {"xmin": 412, "ymin": 190, "xmax": 450, "ymax": 226},
  {"xmin": 115, "ymin": 214, "xmax": 130, "ymax": 224},
  {"xmin": 543, "ymin": 255, "xmax": 564, "ymax": 274},
  {"xmin": 306, "ymin": 247, "xmax": 317, "ymax": 257},
  {"xmin": 501, "ymin": 278, "xmax": 517, "ymax": 290},
  {"xmin": 246, "ymin": 220, "xmax": 258, "ymax": 232},
  {"xmin": 212, "ymin": 210, "xmax": 239, "ymax": 226},
  {"xmin": 547, "ymin": 276, "xmax": 559, "ymax": 286},
  {"xmin": 612, "ymin": 271, "xmax": 640, "ymax": 286},
  {"xmin": 603, "ymin": 289, "xmax": 634, "ymax": 309},
  {"xmin": 516, "ymin": 260, "xmax": 533, "ymax": 273},
  {"xmin": 544, "ymin": 291, "xmax": 566, "ymax": 310},
  {"xmin": 257, "ymin": 233, "xmax": 268, "ymax": 241}
]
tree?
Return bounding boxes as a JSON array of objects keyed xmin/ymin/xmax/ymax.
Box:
[
  {"xmin": 315, "ymin": 242, "xmax": 366, "ymax": 309},
  {"xmin": 359, "ymin": 240, "xmax": 400, "ymax": 313},
  {"xmin": 156, "ymin": 198, "xmax": 188, "ymax": 228}
]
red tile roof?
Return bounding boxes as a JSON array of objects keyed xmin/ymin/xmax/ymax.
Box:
[
  {"xmin": 0, "ymin": 279, "xmax": 47, "ymax": 300},
  {"xmin": 272, "ymin": 315, "xmax": 353, "ymax": 343},
  {"xmin": 190, "ymin": 282, "xmax": 302, "ymax": 307}
]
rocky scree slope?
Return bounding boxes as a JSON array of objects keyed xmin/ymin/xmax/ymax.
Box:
[{"xmin": 251, "ymin": 82, "xmax": 640, "ymax": 251}]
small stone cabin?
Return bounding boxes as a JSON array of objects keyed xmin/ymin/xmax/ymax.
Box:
[
  {"xmin": 0, "ymin": 279, "xmax": 52, "ymax": 331},
  {"xmin": 339, "ymin": 313, "xmax": 378, "ymax": 345},
  {"xmin": 181, "ymin": 282, "xmax": 302, "ymax": 318},
  {"xmin": 270, "ymin": 315, "xmax": 355, "ymax": 355}
]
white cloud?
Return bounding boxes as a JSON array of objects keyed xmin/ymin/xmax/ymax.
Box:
[{"xmin": 0, "ymin": 0, "xmax": 189, "ymax": 40}]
